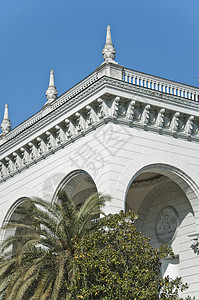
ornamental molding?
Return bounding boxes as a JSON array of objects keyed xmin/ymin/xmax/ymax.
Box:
[
  {"xmin": 155, "ymin": 206, "xmax": 179, "ymax": 243},
  {"xmin": 1, "ymin": 71, "xmax": 199, "ymax": 151},
  {"xmin": 1, "ymin": 73, "xmax": 199, "ymax": 183},
  {"xmin": 1, "ymin": 89, "xmax": 199, "ymax": 183},
  {"xmin": 130, "ymin": 175, "xmax": 165, "ymax": 188}
]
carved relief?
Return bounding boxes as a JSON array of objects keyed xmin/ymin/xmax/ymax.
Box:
[
  {"xmin": 112, "ymin": 96, "xmax": 120, "ymax": 117},
  {"xmin": 1, "ymin": 93, "xmax": 199, "ymax": 182},
  {"xmin": 86, "ymin": 105, "xmax": 94, "ymax": 125},
  {"xmin": 126, "ymin": 100, "xmax": 135, "ymax": 121},
  {"xmin": 141, "ymin": 105, "xmax": 150, "ymax": 126},
  {"xmin": 170, "ymin": 112, "xmax": 180, "ymax": 133},
  {"xmin": 155, "ymin": 206, "xmax": 178, "ymax": 243},
  {"xmin": 97, "ymin": 98, "xmax": 105, "ymax": 119},
  {"xmin": 184, "ymin": 116, "xmax": 194, "ymax": 136},
  {"xmin": 155, "ymin": 108, "xmax": 165, "ymax": 129}
]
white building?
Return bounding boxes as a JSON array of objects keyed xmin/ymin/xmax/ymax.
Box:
[{"xmin": 0, "ymin": 26, "xmax": 199, "ymax": 298}]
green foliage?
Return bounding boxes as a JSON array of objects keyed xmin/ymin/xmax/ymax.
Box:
[
  {"xmin": 70, "ymin": 211, "xmax": 194, "ymax": 300},
  {"xmin": 0, "ymin": 192, "xmax": 109, "ymax": 300}
]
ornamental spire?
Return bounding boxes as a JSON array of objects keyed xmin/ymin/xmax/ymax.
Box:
[
  {"xmin": 45, "ymin": 69, "xmax": 58, "ymax": 104},
  {"xmin": 1, "ymin": 104, "xmax": 11, "ymax": 134},
  {"xmin": 102, "ymin": 25, "xmax": 117, "ymax": 64}
]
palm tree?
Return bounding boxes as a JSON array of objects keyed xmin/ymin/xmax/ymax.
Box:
[{"xmin": 0, "ymin": 191, "xmax": 110, "ymax": 300}]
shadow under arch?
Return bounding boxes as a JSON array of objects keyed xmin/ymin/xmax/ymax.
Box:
[
  {"xmin": 1, "ymin": 197, "xmax": 35, "ymax": 250},
  {"xmin": 125, "ymin": 163, "xmax": 198, "ymax": 285},
  {"xmin": 52, "ymin": 169, "xmax": 98, "ymax": 207},
  {"xmin": 124, "ymin": 163, "xmax": 199, "ymax": 215}
]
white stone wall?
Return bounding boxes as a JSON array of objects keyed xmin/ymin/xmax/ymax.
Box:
[{"xmin": 1, "ymin": 116, "xmax": 199, "ymax": 297}]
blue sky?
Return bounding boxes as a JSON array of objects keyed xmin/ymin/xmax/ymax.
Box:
[{"xmin": 0, "ymin": 0, "xmax": 199, "ymax": 129}]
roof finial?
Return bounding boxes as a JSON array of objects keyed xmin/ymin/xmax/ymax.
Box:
[
  {"xmin": 45, "ymin": 69, "xmax": 58, "ymax": 104},
  {"xmin": 1, "ymin": 104, "xmax": 11, "ymax": 134},
  {"xmin": 102, "ymin": 25, "xmax": 117, "ymax": 64}
]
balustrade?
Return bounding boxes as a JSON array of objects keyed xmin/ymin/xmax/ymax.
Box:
[{"xmin": 123, "ymin": 69, "xmax": 199, "ymax": 102}]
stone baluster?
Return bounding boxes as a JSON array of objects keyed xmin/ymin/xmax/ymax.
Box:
[
  {"xmin": 124, "ymin": 73, "xmax": 128, "ymax": 82},
  {"xmin": 132, "ymin": 76, "xmax": 136, "ymax": 84},
  {"xmin": 170, "ymin": 86, "xmax": 173, "ymax": 95},
  {"xmin": 156, "ymin": 82, "xmax": 159, "ymax": 90},
  {"xmin": 162, "ymin": 84, "xmax": 166, "ymax": 93}
]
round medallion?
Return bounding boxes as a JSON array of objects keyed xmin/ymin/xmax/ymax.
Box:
[{"xmin": 155, "ymin": 206, "xmax": 178, "ymax": 243}]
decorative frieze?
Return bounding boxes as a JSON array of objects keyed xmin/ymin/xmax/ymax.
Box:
[{"xmin": 1, "ymin": 94, "xmax": 199, "ymax": 183}]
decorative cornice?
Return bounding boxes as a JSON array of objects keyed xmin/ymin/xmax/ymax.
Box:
[
  {"xmin": 1, "ymin": 75, "xmax": 199, "ymax": 153},
  {"xmin": 0, "ymin": 70, "xmax": 99, "ymax": 147},
  {"xmin": 1, "ymin": 81, "xmax": 199, "ymax": 184},
  {"xmin": 1, "ymin": 62, "xmax": 199, "ymax": 184}
]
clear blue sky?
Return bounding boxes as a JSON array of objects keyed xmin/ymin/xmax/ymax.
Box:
[{"xmin": 0, "ymin": 0, "xmax": 199, "ymax": 129}]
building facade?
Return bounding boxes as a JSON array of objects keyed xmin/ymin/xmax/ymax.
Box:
[{"xmin": 0, "ymin": 26, "xmax": 199, "ymax": 298}]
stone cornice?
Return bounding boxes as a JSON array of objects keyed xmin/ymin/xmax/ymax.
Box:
[
  {"xmin": 1, "ymin": 75, "xmax": 199, "ymax": 154},
  {"xmin": 0, "ymin": 70, "xmax": 99, "ymax": 147},
  {"xmin": 1, "ymin": 72, "xmax": 199, "ymax": 184}
]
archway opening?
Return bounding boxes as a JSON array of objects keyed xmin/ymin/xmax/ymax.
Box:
[
  {"xmin": 125, "ymin": 167, "xmax": 196, "ymax": 283},
  {"xmin": 55, "ymin": 170, "xmax": 98, "ymax": 210},
  {"xmin": 3, "ymin": 198, "xmax": 35, "ymax": 255}
]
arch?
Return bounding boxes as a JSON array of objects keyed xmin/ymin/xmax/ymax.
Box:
[
  {"xmin": 1, "ymin": 196, "xmax": 36, "ymax": 248},
  {"xmin": 52, "ymin": 169, "xmax": 98, "ymax": 206},
  {"xmin": 115, "ymin": 152, "xmax": 199, "ymax": 228},
  {"xmin": 0, "ymin": 187, "xmax": 36, "ymax": 242}
]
